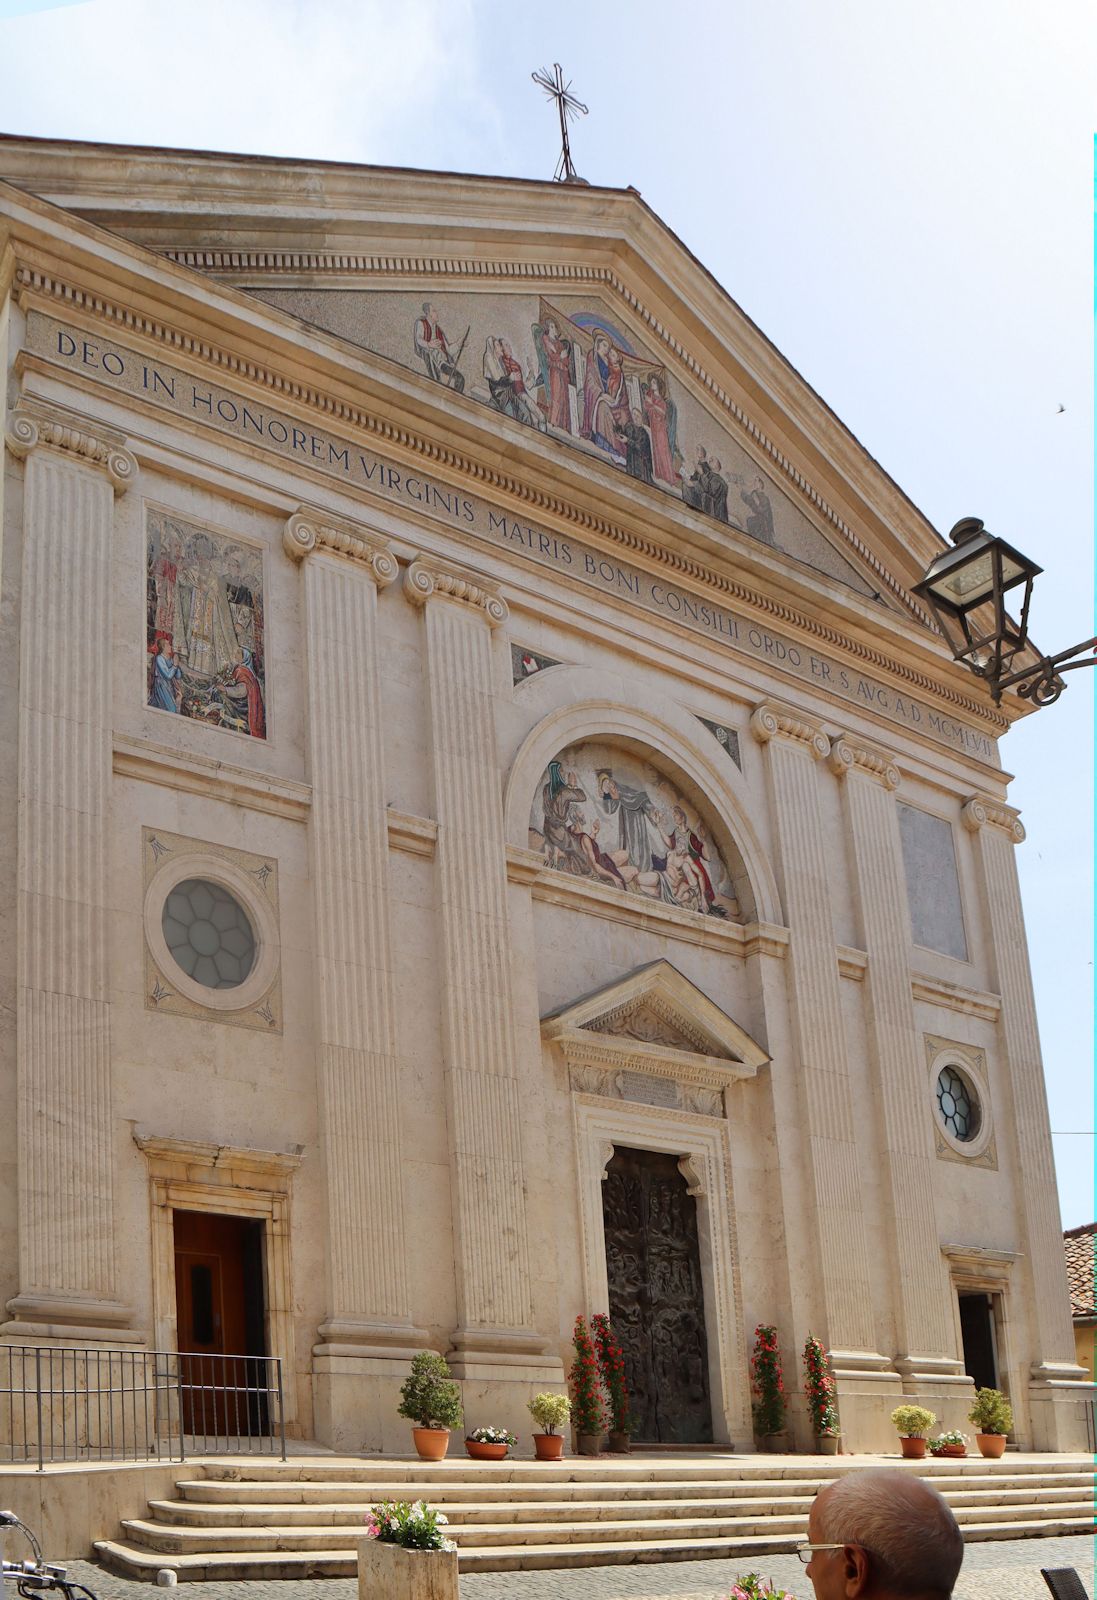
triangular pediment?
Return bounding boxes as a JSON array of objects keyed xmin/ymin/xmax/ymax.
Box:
[{"xmin": 541, "ymin": 959, "xmax": 768, "ymax": 1079}]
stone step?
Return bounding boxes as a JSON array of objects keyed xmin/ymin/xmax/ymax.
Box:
[
  {"xmin": 148, "ymin": 1483, "xmax": 1095, "ymax": 1528},
  {"xmin": 94, "ymin": 1511, "xmax": 1097, "ymax": 1582}
]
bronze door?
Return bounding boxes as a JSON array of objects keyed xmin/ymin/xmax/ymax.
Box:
[{"xmin": 602, "ymin": 1146, "xmax": 712, "ymax": 1443}]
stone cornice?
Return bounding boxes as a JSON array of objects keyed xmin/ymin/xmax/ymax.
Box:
[
  {"xmin": 749, "ymin": 700, "xmax": 830, "ymax": 759},
  {"xmin": 112, "ymin": 733, "xmax": 311, "ymax": 821},
  {"xmin": 404, "ymin": 555, "xmax": 509, "ymax": 626},
  {"xmin": 134, "ymin": 1131, "xmax": 302, "ymax": 1175},
  {"xmin": 5, "ymin": 401, "xmax": 137, "ymax": 493},
  {"xmin": 10, "ymin": 261, "xmax": 1010, "ymax": 736},
  {"xmin": 827, "ymin": 732, "xmax": 902, "ymax": 791},
  {"xmin": 961, "ymin": 793, "xmax": 1026, "ymax": 844},
  {"xmin": 911, "ymin": 972, "xmax": 1001, "ymax": 1022},
  {"xmin": 554, "ymin": 1029, "xmax": 758, "ymax": 1090},
  {"xmin": 283, "ymin": 506, "xmax": 398, "ymax": 585}
]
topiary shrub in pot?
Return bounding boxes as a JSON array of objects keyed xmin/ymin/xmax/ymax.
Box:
[
  {"xmin": 528, "ymin": 1391, "xmax": 571, "ymax": 1461},
  {"xmin": 968, "ymin": 1387, "xmax": 1013, "ymax": 1458},
  {"xmin": 397, "ymin": 1351, "xmax": 463, "ymax": 1461},
  {"xmin": 890, "ymin": 1403, "xmax": 937, "ymax": 1459}
]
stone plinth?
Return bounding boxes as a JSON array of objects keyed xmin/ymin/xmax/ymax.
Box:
[{"xmin": 358, "ymin": 1538, "xmax": 459, "ymax": 1600}]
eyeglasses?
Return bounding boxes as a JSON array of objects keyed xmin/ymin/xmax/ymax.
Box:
[{"xmin": 796, "ymin": 1544, "xmax": 861, "ymax": 1564}]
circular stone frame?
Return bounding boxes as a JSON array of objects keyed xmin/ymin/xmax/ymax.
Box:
[
  {"xmin": 145, "ymin": 852, "xmax": 279, "ymax": 1013},
  {"xmin": 927, "ymin": 1049, "xmax": 993, "ymax": 1160}
]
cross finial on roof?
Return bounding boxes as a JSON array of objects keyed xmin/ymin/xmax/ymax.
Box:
[{"xmin": 531, "ymin": 63, "xmax": 589, "ymax": 185}]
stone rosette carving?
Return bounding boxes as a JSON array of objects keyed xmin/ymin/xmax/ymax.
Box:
[
  {"xmin": 749, "ymin": 700, "xmax": 830, "ymax": 760},
  {"xmin": 961, "ymin": 793, "xmax": 1026, "ymax": 844},
  {"xmin": 827, "ymin": 733, "xmax": 901, "ymax": 790},
  {"xmin": 404, "ymin": 556, "xmax": 509, "ymax": 626},
  {"xmin": 283, "ymin": 508, "xmax": 398, "ymax": 586},
  {"xmin": 6, "ymin": 405, "xmax": 137, "ymax": 494}
]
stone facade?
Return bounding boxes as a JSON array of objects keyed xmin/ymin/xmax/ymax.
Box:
[{"xmin": 0, "ymin": 138, "xmax": 1090, "ymax": 1454}]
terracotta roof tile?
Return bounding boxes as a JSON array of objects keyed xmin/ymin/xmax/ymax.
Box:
[{"xmin": 1063, "ymin": 1223, "xmax": 1097, "ymax": 1320}]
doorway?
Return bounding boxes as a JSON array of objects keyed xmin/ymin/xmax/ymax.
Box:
[
  {"xmin": 602, "ymin": 1146, "xmax": 713, "ymax": 1443},
  {"xmin": 173, "ymin": 1209, "xmax": 268, "ymax": 1436},
  {"xmin": 958, "ymin": 1291, "xmax": 1000, "ymax": 1393}
]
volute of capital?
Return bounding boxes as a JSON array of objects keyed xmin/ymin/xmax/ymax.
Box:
[
  {"xmin": 282, "ymin": 509, "xmax": 398, "ymax": 586},
  {"xmin": 827, "ymin": 734, "xmax": 901, "ymax": 791},
  {"xmin": 404, "ymin": 557, "xmax": 509, "ymax": 627},
  {"xmin": 961, "ymin": 793, "xmax": 1025, "ymax": 844},
  {"xmin": 5, "ymin": 407, "xmax": 137, "ymax": 495},
  {"xmin": 749, "ymin": 701, "xmax": 829, "ymax": 760}
]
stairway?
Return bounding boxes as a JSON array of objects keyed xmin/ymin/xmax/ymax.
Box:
[{"xmin": 94, "ymin": 1454, "xmax": 1097, "ymax": 1580}]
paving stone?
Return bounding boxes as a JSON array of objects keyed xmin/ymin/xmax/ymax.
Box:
[{"xmin": 64, "ymin": 1533, "xmax": 1095, "ymax": 1600}]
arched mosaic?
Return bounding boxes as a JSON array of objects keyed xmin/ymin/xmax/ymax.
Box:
[{"xmin": 530, "ymin": 741, "xmax": 742, "ymax": 920}]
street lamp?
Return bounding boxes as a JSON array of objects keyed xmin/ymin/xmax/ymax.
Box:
[{"xmin": 913, "ymin": 517, "xmax": 1097, "ymax": 707}]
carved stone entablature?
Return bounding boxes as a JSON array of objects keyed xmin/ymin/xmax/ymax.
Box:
[
  {"xmin": 749, "ymin": 700, "xmax": 829, "ymax": 760},
  {"xmin": 404, "ymin": 555, "xmax": 509, "ymax": 626},
  {"xmin": 544, "ymin": 958, "xmax": 769, "ymax": 1114},
  {"xmin": 827, "ymin": 733, "xmax": 901, "ymax": 791},
  {"xmin": 961, "ymin": 793, "xmax": 1026, "ymax": 844},
  {"xmin": 5, "ymin": 403, "xmax": 137, "ymax": 494},
  {"xmin": 283, "ymin": 506, "xmax": 398, "ymax": 586}
]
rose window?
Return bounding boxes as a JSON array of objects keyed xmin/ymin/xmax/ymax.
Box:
[{"xmin": 161, "ymin": 878, "xmax": 256, "ymax": 990}]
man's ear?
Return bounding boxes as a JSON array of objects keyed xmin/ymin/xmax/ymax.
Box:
[{"xmin": 844, "ymin": 1544, "xmax": 871, "ymax": 1597}]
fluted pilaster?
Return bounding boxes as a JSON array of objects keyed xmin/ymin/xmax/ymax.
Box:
[
  {"xmin": 284, "ymin": 511, "xmax": 422, "ymax": 1353},
  {"xmin": 830, "ymin": 733, "xmax": 957, "ymax": 1368},
  {"xmin": 4, "ymin": 406, "xmax": 136, "ymax": 1336},
  {"xmin": 750, "ymin": 704, "xmax": 879, "ymax": 1361},
  {"xmin": 961, "ymin": 795, "xmax": 1077, "ymax": 1367},
  {"xmin": 406, "ymin": 557, "xmax": 537, "ymax": 1359}
]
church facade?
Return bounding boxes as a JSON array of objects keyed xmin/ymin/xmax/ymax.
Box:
[{"xmin": 0, "ymin": 137, "xmax": 1089, "ymax": 1454}]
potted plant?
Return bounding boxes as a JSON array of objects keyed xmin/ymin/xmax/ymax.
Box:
[
  {"xmin": 968, "ymin": 1387, "xmax": 1012, "ymax": 1458},
  {"xmin": 528, "ymin": 1391, "xmax": 571, "ymax": 1460},
  {"xmin": 728, "ymin": 1577, "xmax": 795, "ymax": 1600},
  {"xmin": 465, "ymin": 1425, "xmax": 516, "ymax": 1462},
  {"xmin": 928, "ymin": 1429, "xmax": 968, "ymax": 1459},
  {"xmin": 751, "ymin": 1324, "xmax": 788, "ymax": 1451},
  {"xmin": 802, "ymin": 1334, "xmax": 840, "ymax": 1454},
  {"xmin": 397, "ymin": 1351, "xmax": 463, "ymax": 1462},
  {"xmin": 592, "ymin": 1313, "xmax": 632, "ymax": 1453},
  {"xmin": 890, "ymin": 1403, "xmax": 937, "ymax": 1459},
  {"xmin": 569, "ymin": 1315, "xmax": 607, "ymax": 1454},
  {"xmin": 360, "ymin": 1499, "xmax": 458, "ymax": 1599}
]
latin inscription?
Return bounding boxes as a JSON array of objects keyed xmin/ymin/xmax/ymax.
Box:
[{"xmin": 28, "ymin": 314, "xmax": 997, "ymax": 762}]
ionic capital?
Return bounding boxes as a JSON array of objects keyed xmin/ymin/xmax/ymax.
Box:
[
  {"xmin": 283, "ymin": 508, "xmax": 398, "ymax": 587},
  {"xmin": 749, "ymin": 700, "xmax": 829, "ymax": 759},
  {"xmin": 961, "ymin": 793, "xmax": 1025, "ymax": 844},
  {"xmin": 404, "ymin": 555, "xmax": 509, "ymax": 627},
  {"xmin": 827, "ymin": 733, "xmax": 901, "ymax": 791},
  {"xmin": 5, "ymin": 405, "xmax": 136, "ymax": 495}
]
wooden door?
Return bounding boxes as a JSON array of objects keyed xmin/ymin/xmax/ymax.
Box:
[
  {"xmin": 173, "ymin": 1210, "xmax": 263, "ymax": 1437},
  {"xmin": 602, "ymin": 1146, "xmax": 712, "ymax": 1443}
]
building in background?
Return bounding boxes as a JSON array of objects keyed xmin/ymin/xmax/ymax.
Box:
[
  {"xmin": 0, "ymin": 137, "xmax": 1090, "ymax": 1454},
  {"xmin": 1063, "ymin": 1223, "xmax": 1096, "ymax": 1381}
]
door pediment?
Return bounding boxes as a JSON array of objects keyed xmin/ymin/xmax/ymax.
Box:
[{"xmin": 541, "ymin": 959, "xmax": 767, "ymax": 1097}]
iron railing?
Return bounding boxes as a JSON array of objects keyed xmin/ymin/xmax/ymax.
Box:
[{"xmin": 0, "ymin": 1345, "xmax": 286, "ymax": 1468}]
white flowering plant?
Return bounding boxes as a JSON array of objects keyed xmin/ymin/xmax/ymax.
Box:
[
  {"xmin": 364, "ymin": 1500, "xmax": 455, "ymax": 1552},
  {"xmin": 928, "ymin": 1429, "xmax": 968, "ymax": 1453},
  {"xmin": 468, "ymin": 1426, "xmax": 517, "ymax": 1445}
]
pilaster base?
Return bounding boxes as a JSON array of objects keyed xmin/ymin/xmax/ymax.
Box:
[
  {"xmin": 315, "ymin": 1317, "xmax": 431, "ymax": 1361},
  {"xmin": 1027, "ymin": 1362, "xmax": 1096, "ymax": 1450},
  {"xmin": 2, "ymin": 1293, "xmax": 142, "ymax": 1343},
  {"xmin": 312, "ymin": 1351, "xmax": 421, "ymax": 1453},
  {"xmin": 828, "ymin": 1361, "xmax": 903, "ymax": 1453}
]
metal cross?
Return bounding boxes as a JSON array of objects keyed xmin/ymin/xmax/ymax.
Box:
[{"xmin": 531, "ymin": 63, "xmax": 588, "ymax": 183}]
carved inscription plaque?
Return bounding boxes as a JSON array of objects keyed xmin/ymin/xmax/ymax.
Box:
[{"xmin": 602, "ymin": 1146, "xmax": 712, "ymax": 1443}]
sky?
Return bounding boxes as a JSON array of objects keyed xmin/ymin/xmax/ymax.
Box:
[{"xmin": 0, "ymin": 0, "xmax": 1093, "ymax": 1225}]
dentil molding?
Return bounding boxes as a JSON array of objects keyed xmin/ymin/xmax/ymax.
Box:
[
  {"xmin": 5, "ymin": 402, "xmax": 137, "ymax": 494},
  {"xmin": 283, "ymin": 506, "xmax": 398, "ymax": 585},
  {"xmin": 961, "ymin": 793, "xmax": 1026, "ymax": 844},
  {"xmin": 404, "ymin": 555, "xmax": 509, "ymax": 626}
]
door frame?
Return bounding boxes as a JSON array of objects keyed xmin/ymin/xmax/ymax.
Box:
[
  {"xmin": 573, "ymin": 1095, "xmax": 749, "ymax": 1448},
  {"xmin": 136, "ymin": 1134, "xmax": 301, "ymax": 1423}
]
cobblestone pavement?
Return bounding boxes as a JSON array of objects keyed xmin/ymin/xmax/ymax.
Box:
[{"xmin": 65, "ymin": 1536, "xmax": 1095, "ymax": 1600}]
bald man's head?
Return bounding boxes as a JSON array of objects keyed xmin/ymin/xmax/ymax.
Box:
[{"xmin": 806, "ymin": 1468, "xmax": 963, "ymax": 1600}]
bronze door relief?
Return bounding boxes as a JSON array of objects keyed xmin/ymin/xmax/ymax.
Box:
[{"xmin": 602, "ymin": 1145, "xmax": 712, "ymax": 1443}]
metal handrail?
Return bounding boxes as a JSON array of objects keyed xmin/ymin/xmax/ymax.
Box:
[{"xmin": 0, "ymin": 1344, "xmax": 286, "ymax": 1469}]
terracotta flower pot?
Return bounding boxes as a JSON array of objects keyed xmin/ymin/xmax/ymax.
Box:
[
  {"xmin": 532, "ymin": 1432, "xmax": 564, "ymax": 1461},
  {"xmin": 578, "ymin": 1432, "xmax": 604, "ymax": 1455},
  {"xmin": 814, "ymin": 1433, "xmax": 840, "ymax": 1455},
  {"xmin": 608, "ymin": 1430, "xmax": 631, "ymax": 1454},
  {"xmin": 411, "ymin": 1426, "xmax": 450, "ymax": 1461},
  {"xmin": 899, "ymin": 1436, "xmax": 926, "ymax": 1459},
  {"xmin": 938, "ymin": 1444, "xmax": 966, "ymax": 1458},
  {"xmin": 465, "ymin": 1439, "xmax": 508, "ymax": 1461},
  {"xmin": 976, "ymin": 1432, "xmax": 1007, "ymax": 1459}
]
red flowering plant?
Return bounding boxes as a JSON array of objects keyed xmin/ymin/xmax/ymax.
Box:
[
  {"xmin": 750, "ymin": 1324, "xmax": 786, "ymax": 1436},
  {"xmin": 569, "ymin": 1315, "xmax": 607, "ymax": 1436},
  {"xmin": 591, "ymin": 1313, "xmax": 631, "ymax": 1436},
  {"xmin": 802, "ymin": 1334, "xmax": 839, "ymax": 1437}
]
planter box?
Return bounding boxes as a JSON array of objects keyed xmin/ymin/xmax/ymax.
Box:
[{"xmin": 358, "ymin": 1538, "xmax": 459, "ymax": 1600}]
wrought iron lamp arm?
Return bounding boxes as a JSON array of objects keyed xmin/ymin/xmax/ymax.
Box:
[{"xmin": 996, "ymin": 635, "xmax": 1097, "ymax": 707}]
